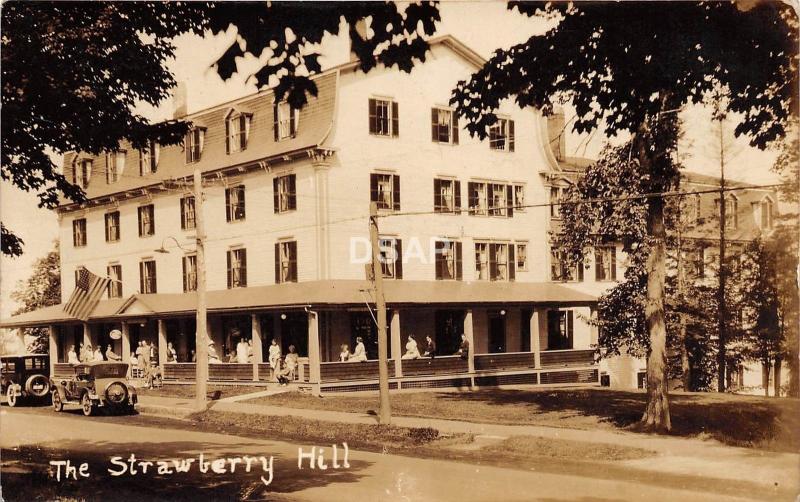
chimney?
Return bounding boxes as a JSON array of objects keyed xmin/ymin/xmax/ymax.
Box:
[
  {"xmin": 172, "ymin": 81, "xmax": 188, "ymax": 119},
  {"xmin": 349, "ymin": 19, "xmax": 369, "ymax": 63},
  {"xmin": 547, "ymin": 107, "xmax": 566, "ymax": 161}
]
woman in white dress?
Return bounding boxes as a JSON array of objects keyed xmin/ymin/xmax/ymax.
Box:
[
  {"xmin": 268, "ymin": 339, "xmax": 282, "ymax": 379},
  {"xmin": 67, "ymin": 345, "xmax": 79, "ymax": 365},
  {"xmin": 350, "ymin": 337, "xmax": 367, "ymax": 362},
  {"xmin": 402, "ymin": 335, "xmax": 421, "ymax": 359},
  {"xmin": 236, "ymin": 338, "xmax": 249, "ymax": 364}
]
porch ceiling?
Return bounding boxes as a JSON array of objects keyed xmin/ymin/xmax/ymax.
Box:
[{"xmin": 0, "ymin": 280, "xmax": 596, "ymax": 328}]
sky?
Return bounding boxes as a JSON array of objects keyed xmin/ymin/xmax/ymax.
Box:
[{"xmin": 0, "ymin": 2, "xmax": 784, "ymax": 319}]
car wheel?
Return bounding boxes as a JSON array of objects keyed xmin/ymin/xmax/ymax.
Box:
[
  {"xmin": 6, "ymin": 385, "xmax": 17, "ymax": 408},
  {"xmin": 81, "ymin": 393, "xmax": 94, "ymax": 416},
  {"xmin": 52, "ymin": 391, "xmax": 63, "ymax": 412}
]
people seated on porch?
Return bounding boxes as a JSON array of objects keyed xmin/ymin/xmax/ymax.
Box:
[
  {"xmin": 350, "ymin": 337, "xmax": 368, "ymax": 362},
  {"xmin": 166, "ymin": 342, "xmax": 177, "ymax": 363},
  {"xmin": 277, "ymin": 345, "xmax": 299, "ymax": 386},
  {"xmin": 268, "ymin": 339, "xmax": 282, "ymax": 378},
  {"xmin": 207, "ymin": 341, "xmax": 223, "ymax": 364},
  {"xmin": 246, "ymin": 340, "xmax": 254, "ymax": 363},
  {"xmin": 339, "ymin": 344, "xmax": 350, "ymax": 362},
  {"xmin": 227, "ymin": 350, "xmax": 237, "ymax": 363},
  {"xmin": 423, "ymin": 336, "xmax": 436, "ymax": 358},
  {"xmin": 93, "ymin": 345, "xmax": 104, "ymax": 361},
  {"xmin": 190, "ymin": 349, "xmax": 196, "ymax": 362},
  {"xmin": 236, "ymin": 338, "xmax": 249, "ymax": 364},
  {"xmin": 79, "ymin": 343, "xmax": 90, "ymax": 363},
  {"xmin": 67, "ymin": 345, "xmax": 79, "ymax": 365},
  {"xmin": 457, "ymin": 334, "xmax": 470, "ymax": 360},
  {"xmin": 106, "ymin": 345, "xmax": 121, "ymax": 361},
  {"xmin": 402, "ymin": 335, "xmax": 421, "ymax": 359}
]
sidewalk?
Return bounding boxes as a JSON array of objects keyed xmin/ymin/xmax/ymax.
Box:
[{"xmin": 137, "ymin": 393, "xmax": 799, "ymax": 493}]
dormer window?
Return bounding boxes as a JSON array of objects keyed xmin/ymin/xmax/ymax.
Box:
[
  {"xmin": 106, "ymin": 150, "xmax": 125, "ymax": 184},
  {"xmin": 489, "ymin": 118, "xmax": 515, "ymax": 151},
  {"xmin": 273, "ymin": 101, "xmax": 298, "ymax": 140},
  {"xmin": 185, "ymin": 127, "xmax": 205, "ymax": 163},
  {"xmin": 226, "ymin": 111, "xmax": 252, "ymax": 153},
  {"xmin": 73, "ymin": 158, "xmax": 92, "ymax": 189},
  {"xmin": 139, "ymin": 141, "xmax": 159, "ymax": 175}
]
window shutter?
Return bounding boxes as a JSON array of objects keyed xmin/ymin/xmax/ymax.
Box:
[
  {"xmin": 489, "ymin": 243, "xmax": 498, "ymax": 280},
  {"xmin": 368, "ymin": 99, "xmax": 377, "ymax": 134},
  {"xmin": 435, "ymin": 241, "xmax": 443, "ymax": 279},
  {"xmin": 180, "ymin": 198, "xmax": 186, "ymax": 230},
  {"xmin": 370, "ymin": 174, "xmax": 378, "ymax": 203},
  {"xmin": 391, "ymin": 101, "xmax": 399, "ymax": 137},
  {"xmin": 139, "ymin": 261, "xmax": 145, "ymax": 294},
  {"xmin": 273, "ymin": 103, "xmax": 280, "ymax": 141},
  {"xmin": 452, "ymin": 114, "xmax": 459, "ymax": 145},
  {"xmin": 273, "ymin": 178, "xmax": 280, "ymax": 213},
  {"xmin": 431, "ymin": 108, "xmax": 438, "ymax": 142},
  {"xmin": 611, "ymin": 247, "xmax": 617, "ymax": 280},
  {"xmin": 290, "ymin": 108, "xmax": 297, "ymax": 138},
  {"xmin": 507, "ymin": 185, "xmax": 514, "ymax": 217},
  {"xmin": 239, "ymin": 114, "xmax": 247, "ymax": 149},
  {"xmin": 455, "ymin": 242, "xmax": 463, "ymax": 280},
  {"xmin": 289, "ymin": 241, "xmax": 298, "ymax": 282},
  {"xmin": 433, "ymin": 178, "xmax": 442, "ymax": 211},
  {"xmin": 508, "ymin": 244, "xmax": 515, "ymax": 281},
  {"xmin": 239, "ymin": 186, "xmax": 246, "ymax": 219},
  {"xmin": 274, "ymin": 243, "xmax": 281, "ymax": 283},
  {"xmin": 149, "ymin": 206, "xmax": 155, "ymax": 235},
  {"xmin": 392, "ymin": 175, "xmax": 400, "ymax": 211},
  {"xmin": 104, "ymin": 216, "xmax": 109, "ymax": 242},
  {"xmin": 227, "ymin": 250, "xmax": 232, "ymax": 288},
  {"xmin": 454, "ymin": 181, "xmax": 462, "ymax": 213},
  {"xmin": 595, "ymin": 248, "xmax": 603, "ymax": 280},
  {"xmin": 241, "ymin": 249, "xmax": 247, "ymax": 286},
  {"xmin": 225, "ymin": 188, "xmax": 232, "ymax": 222},
  {"xmin": 225, "ymin": 118, "xmax": 231, "ymax": 154},
  {"xmin": 394, "ymin": 239, "xmax": 402, "ymax": 279},
  {"xmin": 137, "ymin": 207, "xmax": 143, "ymax": 237},
  {"xmin": 288, "ymin": 175, "xmax": 297, "ymax": 210},
  {"xmin": 198, "ymin": 129, "xmax": 204, "ymax": 159},
  {"xmin": 468, "ymin": 182, "xmax": 477, "ymax": 215},
  {"xmin": 567, "ymin": 310, "xmax": 574, "ymax": 348},
  {"xmin": 508, "ymin": 120, "xmax": 515, "ymax": 152}
]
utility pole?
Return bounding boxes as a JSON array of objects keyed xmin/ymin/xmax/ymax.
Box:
[
  {"xmin": 368, "ymin": 202, "xmax": 391, "ymax": 424},
  {"xmin": 194, "ymin": 166, "xmax": 209, "ymax": 410},
  {"xmin": 717, "ymin": 116, "xmax": 727, "ymax": 393}
]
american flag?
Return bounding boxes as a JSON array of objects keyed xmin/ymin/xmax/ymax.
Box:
[{"xmin": 63, "ymin": 268, "xmax": 110, "ymax": 321}]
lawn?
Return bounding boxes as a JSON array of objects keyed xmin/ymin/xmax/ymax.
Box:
[
  {"xmin": 137, "ymin": 384, "xmax": 258, "ymax": 400},
  {"xmin": 246, "ymin": 388, "xmax": 800, "ymax": 452}
]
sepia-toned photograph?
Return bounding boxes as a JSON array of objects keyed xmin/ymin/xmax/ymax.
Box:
[{"xmin": 0, "ymin": 1, "xmax": 798, "ymax": 500}]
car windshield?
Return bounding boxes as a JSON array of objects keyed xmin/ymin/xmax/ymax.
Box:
[{"xmin": 91, "ymin": 364, "xmax": 128, "ymax": 378}]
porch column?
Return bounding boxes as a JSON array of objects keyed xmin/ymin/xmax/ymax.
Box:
[
  {"xmin": 464, "ymin": 309, "xmax": 475, "ymax": 374},
  {"xmin": 48, "ymin": 325, "xmax": 57, "ymax": 375},
  {"xmin": 158, "ymin": 319, "xmax": 167, "ymax": 369},
  {"xmin": 121, "ymin": 321, "xmax": 131, "ymax": 363},
  {"xmin": 251, "ymin": 314, "xmax": 263, "ymax": 381},
  {"xmin": 308, "ymin": 311, "xmax": 321, "ymax": 394},
  {"xmin": 390, "ymin": 309, "xmax": 402, "ymax": 377},
  {"xmin": 531, "ymin": 309, "xmax": 541, "ymax": 369}
]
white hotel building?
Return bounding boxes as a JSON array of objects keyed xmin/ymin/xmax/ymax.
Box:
[{"xmin": 2, "ymin": 36, "xmax": 623, "ymax": 393}]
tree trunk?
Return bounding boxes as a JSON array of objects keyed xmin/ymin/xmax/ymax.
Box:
[
  {"xmin": 641, "ymin": 194, "xmax": 671, "ymax": 431},
  {"xmin": 790, "ymin": 350, "xmax": 800, "ymax": 398},
  {"xmin": 680, "ymin": 320, "xmax": 691, "ymax": 391},
  {"xmin": 726, "ymin": 364, "xmax": 733, "ymax": 390},
  {"xmin": 762, "ymin": 360, "xmax": 771, "ymax": 397},
  {"xmin": 773, "ymin": 356, "xmax": 782, "ymax": 397}
]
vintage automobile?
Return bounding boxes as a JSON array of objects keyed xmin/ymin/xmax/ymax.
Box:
[
  {"xmin": 51, "ymin": 361, "xmax": 137, "ymax": 416},
  {"xmin": 1, "ymin": 354, "xmax": 51, "ymax": 407}
]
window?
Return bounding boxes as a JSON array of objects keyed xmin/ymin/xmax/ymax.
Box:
[
  {"xmin": 275, "ymin": 241, "xmax": 298, "ymax": 283},
  {"xmin": 225, "ymin": 185, "xmax": 246, "ymax": 222},
  {"xmin": 489, "ymin": 118, "xmax": 515, "ymax": 151},
  {"xmin": 475, "ymin": 242, "xmax": 515, "ymax": 281},
  {"xmin": 73, "ymin": 159, "xmax": 92, "ymax": 189},
  {"xmin": 104, "ymin": 211, "xmax": 120, "ymax": 242},
  {"xmin": 139, "ymin": 141, "xmax": 159, "ymax": 175},
  {"xmin": 273, "ymin": 174, "xmax": 297, "ymax": 213},
  {"xmin": 226, "ymin": 112, "xmax": 251, "ymax": 153},
  {"xmin": 370, "ymin": 173, "xmax": 400, "ymax": 211},
  {"xmin": 489, "ymin": 183, "xmax": 511, "ymax": 217},
  {"xmin": 513, "ymin": 184, "xmax": 526, "ymax": 212},
  {"xmin": 516, "ymin": 243, "xmax": 528, "ymax": 271},
  {"xmin": 468, "ymin": 182, "xmax": 488, "ymax": 216},
  {"xmin": 138, "ymin": 204, "xmax": 155, "ymax": 237},
  {"xmin": 694, "ymin": 193, "xmax": 702, "ymax": 223},
  {"xmin": 139, "ymin": 259, "xmax": 157, "ymax": 294},
  {"xmin": 717, "ymin": 195, "xmax": 738, "ymax": 230},
  {"xmin": 106, "ymin": 150, "xmax": 125, "ymax": 184},
  {"xmin": 182, "ymin": 254, "xmax": 197, "ymax": 292},
  {"xmin": 72, "ymin": 218, "xmax": 87, "ymax": 247},
  {"xmin": 185, "ymin": 127, "xmax": 205, "ymax": 163},
  {"xmin": 595, "ymin": 246, "xmax": 617, "ymax": 281},
  {"xmin": 368, "ymin": 98, "xmax": 398, "ymax": 137},
  {"xmin": 547, "ymin": 310, "xmax": 574, "ymax": 350},
  {"xmin": 435, "ymin": 240, "xmax": 462, "ymax": 280},
  {"xmin": 378, "ymin": 237, "xmax": 402, "ymax": 279},
  {"xmin": 551, "ymin": 249, "xmax": 584, "ymax": 282},
  {"xmin": 227, "ymin": 248, "xmax": 247, "ymax": 288},
  {"xmin": 273, "ymin": 102, "xmax": 298, "ymax": 140},
  {"xmin": 107, "ymin": 264, "xmax": 122, "ymax": 298},
  {"xmin": 550, "ymin": 186, "xmax": 564, "ymax": 219},
  {"xmin": 433, "ymin": 178, "xmax": 461, "ymax": 213},
  {"xmin": 761, "ymin": 198, "xmax": 774, "ymax": 229},
  {"xmin": 180, "ymin": 196, "xmax": 196, "ymax": 230},
  {"xmin": 431, "ymin": 108, "xmax": 459, "ymax": 144}
]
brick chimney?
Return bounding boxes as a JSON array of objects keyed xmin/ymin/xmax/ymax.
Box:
[
  {"xmin": 547, "ymin": 107, "xmax": 566, "ymax": 161},
  {"xmin": 172, "ymin": 81, "xmax": 188, "ymax": 119}
]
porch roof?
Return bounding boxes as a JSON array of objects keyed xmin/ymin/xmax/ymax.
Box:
[{"xmin": 0, "ymin": 280, "xmax": 596, "ymax": 328}]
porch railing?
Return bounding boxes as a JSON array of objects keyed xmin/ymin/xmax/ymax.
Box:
[
  {"xmin": 320, "ymin": 360, "xmax": 396, "ymax": 382},
  {"xmin": 402, "ymin": 355, "xmax": 468, "ymax": 377},
  {"xmin": 163, "ymin": 363, "xmax": 197, "ymax": 381},
  {"xmin": 540, "ymin": 349, "xmax": 596, "ymax": 368},
  {"xmin": 209, "ymin": 363, "xmax": 254, "ymax": 382},
  {"xmin": 474, "ymin": 352, "xmax": 536, "ymax": 372}
]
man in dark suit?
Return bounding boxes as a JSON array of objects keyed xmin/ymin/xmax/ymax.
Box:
[{"xmin": 423, "ymin": 335, "xmax": 436, "ymax": 358}]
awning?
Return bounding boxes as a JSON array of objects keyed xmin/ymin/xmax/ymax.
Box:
[{"xmin": 0, "ymin": 280, "xmax": 597, "ymax": 328}]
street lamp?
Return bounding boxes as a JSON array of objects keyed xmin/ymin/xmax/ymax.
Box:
[{"xmin": 154, "ymin": 236, "xmax": 191, "ymax": 254}]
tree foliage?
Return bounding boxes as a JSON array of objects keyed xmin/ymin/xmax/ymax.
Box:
[
  {"xmin": 10, "ymin": 242, "xmax": 61, "ymax": 353},
  {"xmin": 1, "ymin": 2, "xmax": 441, "ymax": 255}
]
